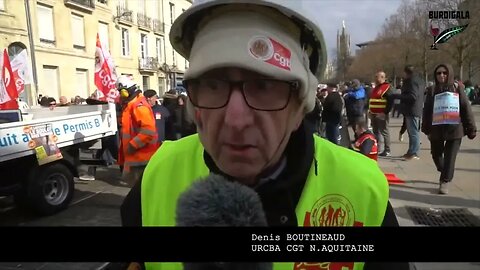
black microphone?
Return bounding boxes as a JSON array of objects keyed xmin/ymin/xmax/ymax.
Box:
[{"xmin": 176, "ymin": 173, "xmax": 272, "ymax": 270}]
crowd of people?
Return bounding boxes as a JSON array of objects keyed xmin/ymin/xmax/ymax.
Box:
[{"xmin": 304, "ymin": 64, "xmax": 477, "ymax": 195}]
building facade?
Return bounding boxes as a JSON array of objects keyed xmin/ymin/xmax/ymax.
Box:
[{"xmin": 0, "ymin": 0, "xmax": 191, "ymax": 106}]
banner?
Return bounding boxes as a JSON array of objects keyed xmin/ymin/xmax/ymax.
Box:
[
  {"xmin": 10, "ymin": 49, "xmax": 33, "ymax": 94},
  {"xmin": 432, "ymin": 92, "xmax": 460, "ymax": 125},
  {"xmin": 94, "ymin": 33, "xmax": 119, "ymax": 103},
  {"xmin": 0, "ymin": 49, "xmax": 19, "ymax": 110}
]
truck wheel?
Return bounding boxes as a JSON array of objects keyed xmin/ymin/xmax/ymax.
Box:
[{"xmin": 26, "ymin": 163, "xmax": 75, "ymax": 216}]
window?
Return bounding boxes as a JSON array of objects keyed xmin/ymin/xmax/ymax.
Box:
[
  {"xmin": 156, "ymin": 38, "xmax": 163, "ymax": 62},
  {"xmin": 142, "ymin": 76, "xmax": 149, "ymax": 91},
  {"xmin": 71, "ymin": 14, "xmax": 85, "ymax": 48},
  {"xmin": 75, "ymin": 69, "xmax": 89, "ymax": 98},
  {"xmin": 98, "ymin": 22, "xmax": 109, "ymax": 51},
  {"xmin": 140, "ymin": 33, "xmax": 148, "ymax": 58},
  {"xmin": 121, "ymin": 28, "xmax": 130, "ymax": 56},
  {"xmin": 138, "ymin": 0, "xmax": 145, "ymax": 13},
  {"xmin": 118, "ymin": 0, "xmax": 126, "ymax": 9},
  {"xmin": 172, "ymin": 50, "xmax": 176, "ymax": 66},
  {"xmin": 0, "ymin": 0, "xmax": 5, "ymax": 11},
  {"xmin": 37, "ymin": 4, "xmax": 55, "ymax": 43},
  {"xmin": 96, "ymin": 0, "xmax": 107, "ymax": 4},
  {"xmin": 42, "ymin": 66, "xmax": 59, "ymax": 100},
  {"xmin": 169, "ymin": 2, "xmax": 175, "ymax": 24},
  {"xmin": 185, "ymin": 59, "xmax": 188, "ymax": 70},
  {"xmin": 152, "ymin": 0, "xmax": 159, "ymax": 19}
]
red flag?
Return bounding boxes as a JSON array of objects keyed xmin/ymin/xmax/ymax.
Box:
[
  {"xmin": 0, "ymin": 49, "xmax": 19, "ymax": 110},
  {"xmin": 94, "ymin": 33, "xmax": 119, "ymax": 103}
]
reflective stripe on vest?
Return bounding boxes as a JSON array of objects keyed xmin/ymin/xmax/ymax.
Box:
[
  {"xmin": 353, "ymin": 133, "xmax": 378, "ymax": 161},
  {"xmin": 141, "ymin": 135, "xmax": 389, "ymax": 270},
  {"xmin": 118, "ymin": 95, "xmax": 159, "ymax": 171},
  {"xmin": 368, "ymin": 83, "xmax": 390, "ymax": 114}
]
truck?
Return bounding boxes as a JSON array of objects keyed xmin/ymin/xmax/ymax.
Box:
[{"xmin": 0, "ymin": 103, "xmax": 118, "ymax": 216}]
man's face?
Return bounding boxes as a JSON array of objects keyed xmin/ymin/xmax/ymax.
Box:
[
  {"xmin": 193, "ymin": 68, "xmax": 304, "ymax": 185},
  {"xmin": 59, "ymin": 96, "xmax": 67, "ymax": 104},
  {"xmin": 375, "ymin": 72, "xmax": 386, "ymax": 85},
  {"xmin": 147, "ymin": 95, "xmax": 158, "ymax": 106}
]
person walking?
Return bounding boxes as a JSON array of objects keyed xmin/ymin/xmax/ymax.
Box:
[
  {"xmin": 399, "ymin": 65, "xmax": 424, "ymax": 160},
  {"xmin": 144, "ymin": 89, "xmax": 171, "ymax": 143},
  {"xmin": 322, "ymin": 83, "xmax": 344, "ymax": 144},
  {"xmin": 116, "ymin": 76, "xmax": 159, "ymax": 187},
  {"xmin": 422, "ymin": 64, "xmax": 477, "ymax": 194},
  {"xmin": 369, "ymin": 71, "xmax": 393, "ymax": 156}
]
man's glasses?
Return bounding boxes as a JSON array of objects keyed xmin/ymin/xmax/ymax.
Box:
[
  {"xmin": 436, "ymin": 71, "xmax": 448, "ymax": 75},
  {"xmin": 184, "ymin": 79, "xmax": 300, "ymax": 111}
]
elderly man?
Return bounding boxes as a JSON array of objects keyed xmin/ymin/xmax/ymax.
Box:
[
  {"xmin": 369, "ymin": 71, "xmax": 393, "ymax": 156},
  {"xmin": 121, "ymin": 1, "xmax": 407, "ymax": 270}
]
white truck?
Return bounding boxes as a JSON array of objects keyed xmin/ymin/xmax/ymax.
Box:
[{"xmin": 0, "ymin": 103, "xmax": 118, "ymax": 215}]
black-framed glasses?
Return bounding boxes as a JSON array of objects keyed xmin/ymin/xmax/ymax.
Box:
[
  {"xmin": 436, "ymin": 71, "xmax": 448, "ymax": 75},
  {"xmin": 184, "ymin": 79, "xmax": 300, "ymax": 111}
]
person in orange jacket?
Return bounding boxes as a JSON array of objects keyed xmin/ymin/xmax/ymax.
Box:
[{"xmin": 116, "ymin": 75, "xmax": 159, "ymax": 187}]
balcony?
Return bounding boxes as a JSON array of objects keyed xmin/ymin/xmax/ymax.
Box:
[
  {"xmin": 152, "ymin": 19, "xmax": 165, "ymax": 35},
  {"xmin": 139, "ymin": 57, "xmax": 159, "ymax": 71},
  {"xmin": 64, "ymin": 0, "xmax": 95, "ymax": 13},
  {"xmin": 116, "ymin": 5, "xmax": 133, "ymax": 25},
  {"xmin": 137, "ymin": 13, "xmax": 152, "ymax": 31}
]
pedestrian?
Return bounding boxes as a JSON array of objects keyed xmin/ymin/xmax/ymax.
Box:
[
  {"xmin": 391, "ymin": 83, "xmax": 402, "ymax": 118},
  {"xmin": 116, "ymin": 75, "xmax": 158, "ymax": 187},
  {"xmin": 175, "ymin": 94, "xmax": 196, "ymax": 138},
  {"xmin": 162, "ymin": 90, "xmax": 178, "ymax": 140},
  {"xmin": 144, "ymin": 89, "xmax": 171, "ymax": 143},
  {"xmin": 344, "ymin": 79, "xmax": 366, "ymax": 136},
  {"xmin": 352, "ymin": 120, "xmax": 378, "ymax": 161},
  {"xmin": 398, "ymin": 65, "xmax": 424, "ymax": 160},
  {"xmin": 369, "ymin": 71, "xmax": 393, "ymax": 157},
  {"xmin": 321, "ymin": 83, "xmax": 344, "ymax": 144},
  {"xmin": 421, "ymin": 63, "xmax": 477, "ymax": 194},
  {"xmin": 121, "ymin": 1, "xmax": 407, "ymax": 270}
]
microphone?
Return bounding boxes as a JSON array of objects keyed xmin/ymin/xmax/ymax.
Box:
[{"xmin": 176, "ymin": 173, "xmax": 272, "ymax": 270}]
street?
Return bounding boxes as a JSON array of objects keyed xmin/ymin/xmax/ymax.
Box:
[{"xmin": 0, "ymin": 106, "xmax": 479, "ymax": 270}]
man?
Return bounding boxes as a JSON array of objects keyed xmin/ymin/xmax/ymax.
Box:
[
  {"xmin": 344, "ymin": 79, "xmax": 366, "ymax": 136},
  {"xmin": 58, "ymin": 96, "xmax": 70, "ymax": 106},
  {"xmin": 121, "ymin": 1, "xmax": 407, "ymax": 270},
  {"xmin": 352, "ymin": 120, "xmax": 378, "ymax": 161},
  {"xmin": 321, "ymin": 83, "xmax": 344, "ymax": 144},
  {"xmin": 369, "ymin": 71, "xmax": 393, "ymax": 156},
  {"xmin": 399, "ymin": 65, "xmax": 424, "ymax": 160},
  {"xmin": 162, "ymin": 89, "xmax": 178, "ymax": 141},
  {"xmin": 116, "ymin": 75, "xmax": 158, "ymax": 187},
  {"xmin": 144, "ymin": 89, "xmax": 171, "ymax": 143}
]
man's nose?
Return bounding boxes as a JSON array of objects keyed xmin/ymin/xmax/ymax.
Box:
[{"xmin": 223, "ymin": 86, "xmax": 254, "ymax": 130}]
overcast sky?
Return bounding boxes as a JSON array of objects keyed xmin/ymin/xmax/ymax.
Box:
[{"xmin": 303, "ymin": 0, "xmax": 403, "ymax": 59}]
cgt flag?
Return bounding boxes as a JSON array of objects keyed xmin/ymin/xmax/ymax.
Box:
[
  {"xmin": 94, "ymin": 33, "xmax": 119, "ymax": 103},
  {"xmin": 0, "ymin": 49, "xmax": 19, "ymax": 110},
  {"xmin": 10, "ymin": 49, "xmax": 33, "ymax": 94}
]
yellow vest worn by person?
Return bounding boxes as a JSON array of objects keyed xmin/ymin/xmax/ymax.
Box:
[{"xmin": 141, "ymin": 135, "xmax": 389, "ymax": 270}]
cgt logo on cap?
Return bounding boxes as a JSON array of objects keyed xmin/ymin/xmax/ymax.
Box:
[{"xmin": 248, "ymin": 36, "xmax": 291, "ymax": 71}]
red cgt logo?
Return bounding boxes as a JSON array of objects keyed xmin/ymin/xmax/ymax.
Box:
[{"xmin": 248, "ymin": 36, "xmax": 291, "ymax": 71}]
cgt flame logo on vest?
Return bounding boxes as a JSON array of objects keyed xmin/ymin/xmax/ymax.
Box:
[{"xmin": 294, "ymin": 194, "xmax": 363, "ymax": 270}]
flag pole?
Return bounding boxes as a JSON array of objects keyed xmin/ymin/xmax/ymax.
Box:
[{"xmin": 24, "ymin": 0, "xmax": 39, "ymax": 104}]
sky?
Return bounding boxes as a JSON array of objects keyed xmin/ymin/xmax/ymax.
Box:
[{"xmin": 304, "ymin": 0, "xmax": 403, "ymax": 59}]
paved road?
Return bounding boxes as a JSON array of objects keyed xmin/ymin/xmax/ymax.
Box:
[{"xmin": 0, "ymin": 167, "xmax": 127, "ymax": 270}]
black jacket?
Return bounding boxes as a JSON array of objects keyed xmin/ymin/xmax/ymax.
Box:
[
  {"xmin": 422, "ymin": 64, "xmax": 477, "ymax": 140},
  {"xmin": 322, "ymin": 91, "xmax": 343, "ymax": 124},
  {"xmin": 400, "ymin": 75, "xmax": 424, "ymax": 117},
  {"xmin": 121, "ymin": 122, "xmax": 409, "ymax": 270}
]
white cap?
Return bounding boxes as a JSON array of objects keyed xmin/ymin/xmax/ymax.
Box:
[{"xmin": 184, "ymin": 8, "xmax": 318, "ymax": 112}]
